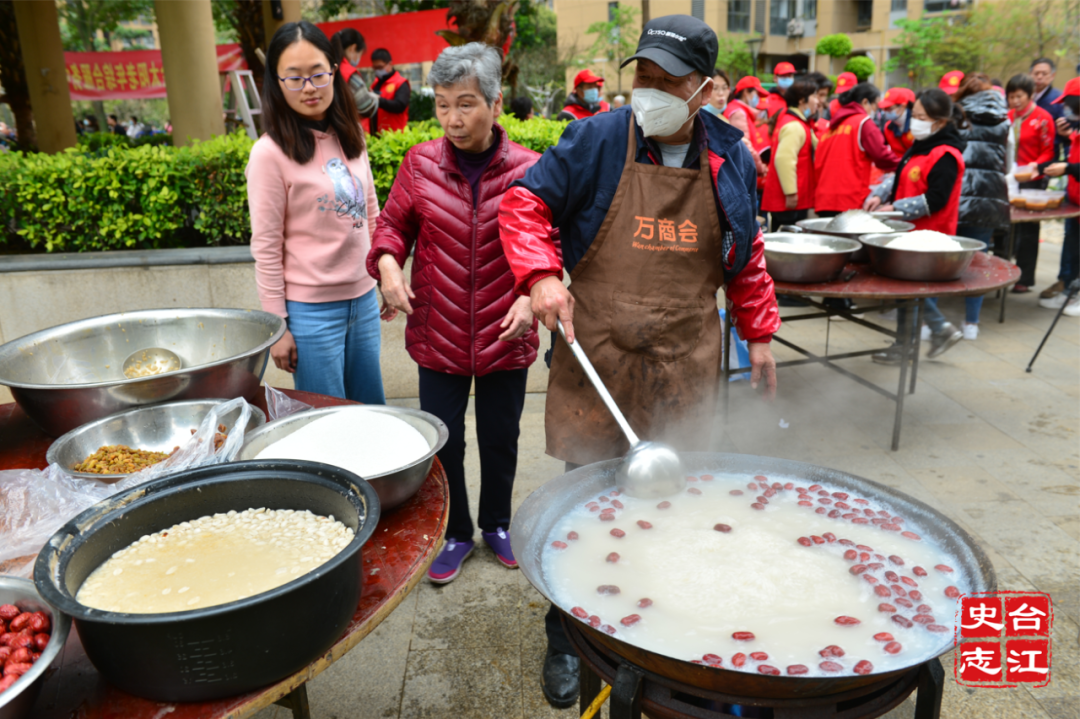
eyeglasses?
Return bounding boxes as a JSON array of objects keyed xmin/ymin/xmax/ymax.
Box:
[{"xmin": 278, "ymin": 70, "xmax": 335, "ymax": 91}]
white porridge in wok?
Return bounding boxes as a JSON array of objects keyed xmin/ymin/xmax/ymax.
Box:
[
  {"xmin": 543, "ymin": 473, "xmax": 969, "ymax": 677},
  {"xmin": 76, "ymin": 508, "xmax": 353, "ymax": 614}
]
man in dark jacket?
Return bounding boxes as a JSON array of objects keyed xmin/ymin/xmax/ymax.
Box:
[
  {"xmin": 1032, "ymin": 58, "xmax": 1065, "ymax": 155},
  {"xmin": 369, "ymin": 43, "xmax": 539, "ymax": 584},
  {"xmin": 499, "ymin": 15, "xmax": 780, "ymax": 709}
]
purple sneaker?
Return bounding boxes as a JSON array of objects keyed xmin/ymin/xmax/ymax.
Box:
[
  {"xmin": 482, "ymin": 527, "xmax": 518, "ymax": 569},
  {"xmin": 428, "ymin": 538, "xmax": 475, "ymax": 584}
]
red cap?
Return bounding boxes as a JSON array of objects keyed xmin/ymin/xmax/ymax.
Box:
[
  {"xmin": 573, "ymin": 69, "xmax": 604, "ymax": 88},
  {"xmin": 939, "ymin": 71, "xmax": 964, "ymax": 94},
  {"xmin": 735, "ymin": 76, "xmax": 764, "ymax": 93},
  {"xmin": 774, "ymin": 62, "xmax": 796, "ymax": 76},
  {"xmin": 835, "ymin": 72, "xmax": 857, "ymax": 92},
  {"xmin": 1052, "ymin": 77, "xmax": 1080, "ymax": 103},
  {"xmin": 879, "ymin": 87, "xmax": 915, "ymax": 109}
]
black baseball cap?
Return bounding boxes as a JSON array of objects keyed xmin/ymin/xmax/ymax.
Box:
[{"xmin": 620, "ymin": 15, "xmax": 718, "ymax": 78}]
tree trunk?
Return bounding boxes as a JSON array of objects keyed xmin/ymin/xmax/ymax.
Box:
[
  {"xmin": 234, "ymin": 0, "xmax": 265, "ymax": 91},
  {"xmin": 0, "ymin": 0, "xmax": 35, "ymax": 148}
]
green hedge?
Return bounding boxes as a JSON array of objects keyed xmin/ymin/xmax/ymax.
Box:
[{"xmin": 1, "ymin": 115, "xmax": 568, "ymax": 253}]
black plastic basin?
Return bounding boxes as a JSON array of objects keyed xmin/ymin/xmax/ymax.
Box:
[{"xmin": 34, "ymin": 460, "xmax": 380, "ymax": 702}]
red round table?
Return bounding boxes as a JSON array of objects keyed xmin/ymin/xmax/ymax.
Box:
[
  {"xmin": 723, "ymin": 253, "xmax": 1021, "ymax": 450},
  {"xmin": 0, "ymin": 389, "xmax": 448, "ymax": 719}
]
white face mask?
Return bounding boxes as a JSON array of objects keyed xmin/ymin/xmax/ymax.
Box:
[
  {"xmin": 631, "ymin": 78, "xmax": 710, "ymax": 137},
  {"xmin": 909, "ymin": 117, "xmax": 936, "ymax": 141}
]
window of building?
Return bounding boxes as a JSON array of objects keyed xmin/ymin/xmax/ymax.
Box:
[
  {"xmin": 856, "ymin": 0, "xmax": 873, "ymax": 27},
  {"xmin": 755, "ymin": 0, "xmax": 766, "ymax": 33},
  {"xmin": 607, "ymin": 1, "xmax": 618, "ymax": 22},
  {"xmin": 924, "ymin": 0, "xmax": 970, "ymax": 10},
  {"xmin": 892, "ymin": 0, "xmax": 907, "ymax": 9},
  {"xmin": 691, "ymin": 0, "xmax": 705, "ymax": 20},
  {"xmin": 728, "ymin": 0, "xmax": 751, "ymax": 32},
  {"xmin": 770, "ymin": 0, "xmax": 797, "ymax": 36},
  {"xmin": 804, "ymin": 0, "xmax": 817, "ymax": 20}
]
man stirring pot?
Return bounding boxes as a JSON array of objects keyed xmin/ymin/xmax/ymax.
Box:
[{"xmin": 498, "ymin": 15, "xmax": 780, "ymax": 708}]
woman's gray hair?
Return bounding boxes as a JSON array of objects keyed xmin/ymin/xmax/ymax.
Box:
[{"xmin": 427, "ymin": 42, "xmax": 503, "ymax": 106}]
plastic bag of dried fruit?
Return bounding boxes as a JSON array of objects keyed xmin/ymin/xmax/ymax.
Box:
[{"xmin": 0, "ymin": 397, "xmax": 254, "ymax": 578}]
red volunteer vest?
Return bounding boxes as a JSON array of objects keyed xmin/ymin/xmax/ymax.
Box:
[
  {"xmin": 1069, "ymin": 131, "xmax": 1080, "ymax": 206},
  {"xmin": 894, "ymin": 145, "xmax": 966, "ymax": 234},
  {"xmin": 814, "ymin": 114, "xmax": 873, "ymax": 213},
  {"xmin": 561, "ymin": 100, "xmax": 611, "ymax": 120},
  {"xmin": 813, "ymin": 117, "xmax": 829, "ymax": 141},
  {"xmin": 724, "ymin": 99, "xmax": 769, "ymax": 151},
  {"xmin": 884, "ymin": 122, "xmax": 914, "ymax": 156},
  {"xmin": 370, "ymin": 70, "xmax": 409, "ymax": 134},
  {"xmin": 762, "ymin": 110, "xmax": 815, "ymax": 212}
]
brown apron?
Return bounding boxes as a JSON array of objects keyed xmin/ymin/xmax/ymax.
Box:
[{"xmin": 546, "ymin": 117, "xmax": 725, "ymax": 465}]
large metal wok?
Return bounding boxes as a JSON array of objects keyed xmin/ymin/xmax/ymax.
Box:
[{"xmin": 510, "ymin": 452, "xmax": 995, "ymax": 699}]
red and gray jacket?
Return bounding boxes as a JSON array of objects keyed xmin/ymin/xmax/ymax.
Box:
[
  {"xmin": 498, "ymin": 106, "xmax": 779, "ymax": 343},
  {"xmin": 367, "ymin": 125, "xmax": 540, "ymax": 376},
  {"xmin": 557, "ymin": 94, "xmax": 611, "ymax": 121}
]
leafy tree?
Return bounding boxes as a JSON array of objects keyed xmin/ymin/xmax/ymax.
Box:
[
  {"xmin": 579, "ymin": 4, "xmax": 639, "ymax": 95},
  {"xmin": 960, "ymin": 0, "xmax": 1080, "ymax": 79},
  {"xmin": 211, "ymin": 1, "xmax": 265, "ymax": 86},
  {"xmin": 886, "ymin": 17, "xmax": 949, "ymax": 89},
  {"xmin": 715, "ymin": 37, "xmax": 753, "ymax": 80},
  {"xmin": 59, "ymin": 0, "xmax": 155, "ymax": 129},
  {"xmin": 816, "ymin": 33, "xmax": 853, "ymax": 58},
  {"xmin": 844, "ymin": 56, "xmax": 875, "ymax": 82},
  {"xmin": 0, "ymin": 0, "xmax": 33, "ymax": 147}
]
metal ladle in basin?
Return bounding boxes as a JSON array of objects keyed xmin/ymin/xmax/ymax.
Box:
[
  {"xmin": 121, "ymin": 347, "xmax": 182, "ymax": 379},
  {"xmin": 557, "ymin": 322, "xmax": 685, "ymax": 499}
]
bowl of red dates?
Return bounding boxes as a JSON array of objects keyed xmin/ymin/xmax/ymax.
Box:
[{"xmin": 0, "ymin": 576, "xmax": 70, "ymax": 719}]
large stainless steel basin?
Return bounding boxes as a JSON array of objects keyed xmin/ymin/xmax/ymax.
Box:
[{"xmin": 0, "ymin": 308, "xmax": 285, "ymax": 436}]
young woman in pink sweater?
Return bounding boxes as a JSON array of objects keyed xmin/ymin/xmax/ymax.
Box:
[{"xmin": 247, "ymin": 22, "xmax": 385, "ymax": 403}]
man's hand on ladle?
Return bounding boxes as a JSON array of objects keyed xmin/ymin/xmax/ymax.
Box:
[
  {"xmin": 530, "ymin": 275, "xmax": 575, "ymax": 342},
  {"xmin": 748, "ymin": 342, "xmax": 777, "ymax": 400}
]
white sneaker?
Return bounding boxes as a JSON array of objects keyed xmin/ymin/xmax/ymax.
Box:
[
  {"xmin": 962, "ymin": 323, "xmax": 979, "ymax": 340},
  {"xmin": 1063, "ymin": 296, "xmax": 1080, "ymax": 317},
  {"xmin": 920, "ymin": 325, "xmax": 931, "ymax": 341},
  {"xmin": 1039, "ymin": 293, "xmax": 1068, "ymax": 309}
]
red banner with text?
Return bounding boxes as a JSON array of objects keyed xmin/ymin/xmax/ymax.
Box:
[{"xmin": 64, "ymin": 9, "xmax": 452, "ymax": 101}]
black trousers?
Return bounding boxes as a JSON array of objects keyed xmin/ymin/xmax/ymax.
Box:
[
  {"xmin": 418, "ymin": 366, "xmax": 528, "ymax": 542},
  {"xmin": 546, "ymin": 461, "xmax": 582, "ymax": 656},
  {"xmin": 769, "ymin": 208, "xmax": 809, "ymax": 233},
  {"xmin": 1015, "ymin": 179, "xmax": 1049, "ymax": 286}
]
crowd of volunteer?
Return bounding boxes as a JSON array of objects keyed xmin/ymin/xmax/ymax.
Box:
[{"xmin": 240, "ymin": 14, "xmax": 1079, "ymax": 711}]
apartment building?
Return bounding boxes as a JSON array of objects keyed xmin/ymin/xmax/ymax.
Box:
[{"xmin": 554, "ymin": 0, "xmax": 1072, "ymax": 96}]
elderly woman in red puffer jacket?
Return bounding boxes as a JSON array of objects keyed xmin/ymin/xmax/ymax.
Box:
[{"xmin": 367, "ymin": 42, "xmax": 540, "ymax": 585}]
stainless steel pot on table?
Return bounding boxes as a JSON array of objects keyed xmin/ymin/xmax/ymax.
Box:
[
  {"xmin": 0, "ymin": 577, "xmax": 72, "ymax": 719},
  {"xmin": 762, "ymin": 232, "xmax": 862, "ymax": 284},
  {"xmin": 793, "ymin": 218, "xmax": 916, "ymax": 263},
  {"xmin": 0, "ymin": 308, "xmax": 285, "ymax": 436},
  {"xmin": 510, "ymin": 452, "xmax": 996, "ymax": 699},
  {"xmin": 859, "ymin": 234, "xmax": 988, "ymax": 282},
  {"xmin": 45, "ymin": 399, "xmax": 267, "ymax": 482},
  {"xmin": 237, "ymin": 405, "xmax": 449, "ymax": 511}
]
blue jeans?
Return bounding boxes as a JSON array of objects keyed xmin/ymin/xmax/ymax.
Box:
[
  {"xmin": 285, "ymin": 290, "xmax": 386, "ymax": 404},
  {"xmin": 925, "ymin": 224, "xmax": 995, "ymax": 325},
  {"xmin": 1060, "ymin": 217, "xmax": 1079, "ymax": 284}
]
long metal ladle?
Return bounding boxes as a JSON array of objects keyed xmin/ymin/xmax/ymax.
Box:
[{"xmin": 557, "ymin": 322, "xmax": 685, "ymax": 499}]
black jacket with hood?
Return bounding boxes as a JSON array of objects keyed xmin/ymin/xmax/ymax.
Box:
[{"xmin": 957, "ymin": 90, "xmax": 1010, "ymax": 229}]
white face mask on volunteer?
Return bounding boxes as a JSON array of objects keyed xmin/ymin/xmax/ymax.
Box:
[
  {"xmin": 909, "ymin": 117, "xmax": 937, "ymax": 141},
  {"xmin": 631, "ymin": 78, "xmax": 711, "ymax": 138}
]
